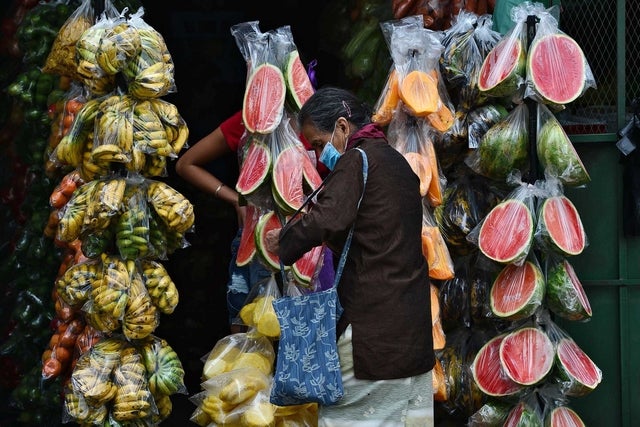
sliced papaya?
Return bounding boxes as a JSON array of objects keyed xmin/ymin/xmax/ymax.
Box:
[
  {"xmin": 372, "ymin": 69, "xmax": 400, "ymax": 125},
  {"xmin": 427, "ymin": 103, "xmax": 454, "ymax": 132},
  {"xmin": 399, "ymin": 70, "xmax": 440, "ymax": 116},
  {"xmin": 426, "ymin": 141, "xmax": 443, "ymax": 207},
  {"xmin": 404, "ymin": 151, "xmax": 432, "ymax": 197}
]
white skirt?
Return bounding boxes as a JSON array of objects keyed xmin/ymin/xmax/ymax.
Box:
[{"xmin": 318, "ymin": 325, "xmax": 434, "ymax": 427}]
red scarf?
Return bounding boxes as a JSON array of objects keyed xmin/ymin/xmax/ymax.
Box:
[{"xmin": 346, "ymin": 123, "xmax": 387, "ymax": 150}]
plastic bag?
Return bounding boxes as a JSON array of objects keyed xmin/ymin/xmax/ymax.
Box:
[
  {"xmin": 235, "ymin": 274, "xmax": 281, "ymax": 339},
  {"xmin": 543, "ymin": 253, "xmax": 592, "ymax": 322}
]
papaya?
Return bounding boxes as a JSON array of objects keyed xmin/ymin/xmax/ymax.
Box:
[
  {"xmin": 404, "ymin": 151, "xmax": 432, "ymax": 197},
  {"xmin": 372, "ymin": 69, "xmax": 400, "ymax": 126},
  {"xmin": 425, "ymin": 141, "xmax": 443, "ymax": 207},
  {"xmin": 427, "ymin": 103, "xmax": 454, "ymax": 132},
  {"xmin": 431, "ymin": 284, "xmax": 446, "ymax": 350},
  {"xmin": 421, "ymin": 226, "xmax": 454, "ymax": 280},
  {"xmin": 399, "ymin": 70, "xmax": 440, "ymax": 116}
]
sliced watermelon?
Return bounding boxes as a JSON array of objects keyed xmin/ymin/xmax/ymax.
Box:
[
  {"xmin": 236, "ymin": 140, "xmax": 271, "ymax": 195},
  {"xmin": 271, "ymin": 146, "xmax": 306, "ymax": 216},
  {"xmin": 504, "ymin": 401, "xmax": 543, "ymax": 427},
  {"xmin": 478, "ymin": 199, "xmax": 534, "ymax": 264},
  {"xmin": 528, "ymin": 33, "xmax": 586, "ymax": 105},
  {"xmin": 537, "ymin": 117, "xmax": 590, "ymax": 187},
  {"xmin": 302, "ymin": 151, "xmax": 323, "ymax": 191},
  {"xmin": 478, "ymin": 36, "xmax": 526, "ymax": 97},
  {"xmin": 546, "ymin": 259, "xmax": 592, "ymax": 321},
  {"xmin": 236, "ymin": 204, "xmax": 259, "ymax": 266},
  {"xmin": 545, "ymin": 406, "xmax": 586, "ymax": 427},
  {"xmin": 471, "ymin": 334, "xmax": 524, "ymax": 397},
  {"xmin": 254, "ymin": 210, "xmax": 281, "ymax": 271},
  {"xmin": 284, "ymin": 50, "xmax": 315, "ymax": 111},
  {"xmin": 500, "ymin": 327, "xmax": 554, "ymax": 386},
  {"xmin": 242, "ymin": 63, "xmax": 286, "ymax": 134},
  {"xmin": 554, "ymin": 337, "xmax": 602, "ymax": 397},
  {"xmin": 538, "ymin": 195, "xmax": 586, "ymax": 256},
  {"xmin": 490, "ymin": 261, "xmax": 545, "ymax": 320},
  {"xmin": 292, "ymin": 245, "xmax": 324, "ymax": 287}
]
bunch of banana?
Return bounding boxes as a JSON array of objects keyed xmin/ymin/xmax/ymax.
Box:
[
  {"xmin": 63, "ymin": 386, "xmax": 109, "ymax": 425},
  {"xmin": 76, "ymin": 25, "xmax": 108, "ymax": 80},
  {"xmin": 82, "ymin": 73, "xmax": 116, "ymax": 97},
  {"xmin": 80, "ymin": 225, "xmax": 114, "ymax": 259},
  {"xmin": 111, "ymin": 347, "xmax": 154, "ymax": 422},
  {"xmin": 57, "ymin": 180, "xmax": 99, "ymax": 242},
  {"xmin": 133, "ymin": 100, "xmax": 173, "ymax": 157},
  {"xmin": 71, "ymin": 345, "xmax": 120, "ymax": 407},
  {"xmin": 92, "ymin": 94, "xmax": 135, "ymax": 164},
  {"xmin": 139, "ymin": 336, "xmax": 186, "ymax": 397},
  {"xmin": 122, "ymin": 274, "xmax": 159, "ymax": 341},
  {"xmin": 146, "ymin": 180, "xmax": 195, "ymax": 234},
  {"xmin": 116, "ymin": 186, "xmax": 151, "ymax": 260},
  {"xmin": 128, "ymin": 61, "xmax": 173, "ymax": 100},
  {"xmin": 96, "ymin": 22, "xmax": 142, "ymax": 75},
  {"xmin": 83, "ymin": 177, "xmax": 126, "ymax": 232},
  {"xmin": 151, "ymin": 393, "xmax": 173, "ymax": 424},
  {"xmin": 146, "ymin": 212, "xmax": 169, "ymax": 258},
  {"xmin": 139, "ymin": 260, "xmax": 179, "ymax": 315},
  {"xmin": 123, "ymin": 25, "xmax": 171, "ymax": 79},
  {"xmin": 54, "ymin": 98, "xmax": 101, "ymax": 167},
  {"xmin": 148, "ymin": 98, "xmax": 189, "ymax": 154},
  {"xmin": 90, "ymin": 255, "xmax": 131, "ymax": 320},
  {"xmin": 142, "ymin": 153, "xmax": 167, "ymax": 177},
  {"xmin": 56, "ymin": 259, "xmax": 102, "ymax": 309},
  {"xmin": 125, "ymin": 146, "xmax": 147, "ymax": 174},
  {"xmin": 78, "ymin": 133, "xmax": 111, "ymax": 181},
  {"xmin": 84, "ymin": 307, "xmax": 121, "ymax": 333}
]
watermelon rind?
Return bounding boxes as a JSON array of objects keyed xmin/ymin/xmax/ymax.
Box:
[
  {"xmin": 500, "ymin": 327, "xmax": 554, "ymax": 386},
  {"xmin": 477, "ymin": 119, "xmax": 529, "ymax": 180},
  {"xmin": 546, "ymin": 259, "xmax": 592, "ymax": 321},
  {"xmin": 236, "ymin": 205, "xmax": 258, "ymax": 267},
  {"xmin": 554, "ymin": 338, "xmax": 602, "ymax": 397},
  {"xmin": 478, "ymin": 199, "xmax": 534, "ymax": 264},
  {"xmin": 468, "ymin": 400, "xmax": 512, "ymax": 426},
  {"xmin": 471, "ymin": 334, "xmax": 524, "ymax": 397},
  {"xmin": 292, "ymin": 245, "xmax": 323, "ymax": 287},
  {"xmin": 254, "ymin": 211, "xmax": 281, "ymax": 271},
  {"xmin": 545, "ymin": 406, "xmax": 586, "ymax": 427},
  {"xmin": 528, "ymin": 33, "xmax": 586, "ymax": 106},
  {"xmin": 490, "ymin": 261, "xmax": 545, "ymax": 320},
  {"xmin": 284, "ymin": 50, "xmax": 315, "ymax": 111},
  {"xmin": 236, "ymin": 141, "xmax": 271, "ymax": 196},
  {"xmin": 537, "ymin": 118, "xmax": 590, "ymax": 187},
  {"xmin": 504, "ymin": 402, "xmax": 543, "ymax": 427},
  {"xmin": 538, "ymin": 195, "xmax": 586, "ymax": 256},
  {"xmin": 478, "ymin": 36, "xmax": 526, "ymax": 97},
  {"xmin": 242, "ymin": 63, "xmax": 286, "ymax": 134}
]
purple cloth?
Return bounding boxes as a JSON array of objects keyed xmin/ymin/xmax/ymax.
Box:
[{"xmin": 315, "ymin": 246, "xmax": 335, "ymax": 291}]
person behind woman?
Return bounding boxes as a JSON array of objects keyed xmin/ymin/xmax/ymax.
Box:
[
  {"xmin": 266, "ymin": 87, "xmax": 435, "ymax": 426},
  {"xmin": 175, "ymin": 111, "xmax": 272, "ymax": 334}
]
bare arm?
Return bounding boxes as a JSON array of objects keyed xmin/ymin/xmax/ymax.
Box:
[{"xmin": 175, "ymin": 126, "xmax": 246, "ymax": 225}]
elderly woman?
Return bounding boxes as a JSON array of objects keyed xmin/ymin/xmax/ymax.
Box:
[{"xmin": 267, "ymin": 87, "xmax": 434, "ymax": 427}]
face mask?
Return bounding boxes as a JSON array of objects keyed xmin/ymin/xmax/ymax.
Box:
[{"xmin": 319, "ymin": 124, "xmax": 341, "ymax": 170}]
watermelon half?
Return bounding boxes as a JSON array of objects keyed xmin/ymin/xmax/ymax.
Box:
[
  {"xmin": 284, "ymin": 50, "xmax": 315, "ymax": 111},
  {"xmin": 490, "ymin": 261, "xmax": 545, "ymax": 320},
  {"xmin": 236, "ymin": 204, "xmax": 259, "ymax": 266},
  {"xmin": 546, "ymin": 259, "xmax": 592, "ymax": 321},
  {"xmin": 254, "ymin": 210, "xmax": 282, "ymax": 271},
  {"xmin": 504, "ymin": 402, "xmax": 543, "ymax": 427},
  {"xmin": 554, "ymin": 337, "xmax": 602, "ymax": 397},
  {"xmin": 500, "ymin": 327, "xmax": 554, "ymax": 386},
  {"xmin": 478, "ymin": 36, "xmax": 526, "ymax": 97},
  {"xmin": 242, "ymin": 63, "xmax": 286, "ymax": 134},
  {"xmin": 538, "ymin": 195, "xmax": 586, "ymax": 256},
  {"xmin": 528, "ymin": 33, "xmax": 586, "ymax": 105},
  {"xmin": 545, "ymin": 406, "xmax": 586, "ymax": 427},
  {"xmin": 236, "ymin": 140, "xmax": 271, "ymax": 196},
  {"xmin": 537, "ymin": 117, "xmax": 590, "ymax": 187},
  {"xmin": 292, "ymin": 245, "xmax": 323, "ymax": 287},
  {"xmin": 272, "ymin": 146, "xmax": 305, "ymax": 215},
  {"xmin": 471, "ymin": 334, "xmax": 524, "ymax": 397},
  {"xmin": 478, "ymin": 199, "xmax": 534, "ymax": 264}
]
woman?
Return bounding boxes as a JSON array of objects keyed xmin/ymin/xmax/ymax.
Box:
[
  {"xmin": 175, "ymin": 111, "xmax": 273, "ymax": 333},
  {"xmin": 266, "ymin": 87, "xmax": 435, "ymax": 426}
]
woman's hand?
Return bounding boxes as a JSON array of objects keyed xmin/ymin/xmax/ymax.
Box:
[{"xmin": 264, "ymin": 228, "xmax": 281, "ymax": 253}]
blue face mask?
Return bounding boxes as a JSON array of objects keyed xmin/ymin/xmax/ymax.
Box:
[{"xmin": 319, "ymin": 124, "xmax": 341, "ymax": 170}]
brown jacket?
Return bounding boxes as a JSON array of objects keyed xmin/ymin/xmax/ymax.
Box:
[{"xmin": 279, "ymin": 136, "xmax": 434, "ymax": 380}]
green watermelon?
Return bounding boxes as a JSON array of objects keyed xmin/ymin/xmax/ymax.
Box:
[
  {"xmin": 284, "ymin": 50, "xmax": 315, "ymax": 111},
  {"xmin": 236, "ymin": 140, "xmax": 271, "ymax": 196},
  {"xmin": 471, "ymin": 334, "xmax": 524, "ymax": 397},
  {"xmin": 554, "ymin": 337, "xmax": 602, "ymax": 397},
  {"xmin": 478, "ymin": 199, "xmax": 534, "ymax": 264},
  {"xmin": 500, "ymin": 327, "xmax": 554, "ymax": 386},
  {"xmin": 254, "ymin": 210, "xmax": 281, "ymax": 271},
  {"xmin": 468, "ymin": 400, "xmax": 512, "ymax": 426},
  {"xmin": 236, "ymin": 204, "xmax": 259, "ymax": 266},
  {"xmin": 528, "ymin": 33, "xmax": 586, "ymax": 105},
  {"xmin": 504, "ymin": 402, "xmax": 543, "ymax": 427},
  {"xmin": 242, "ymin": 63, "xmax": 286, "ymax": 134},
  {"xmin": 537, "ymin": 117, "xmax": 590, "ymax": 187},
  {"xmin": 538, "ymin": 195, "xmax": 586, "ymax": 256},
  {"xmin": 546, "ymin": 258, "xmax": 592, "ymax": 321},
  {"xmin": 490, "ymin": 261, "xmax": 545, "ymax": 320},
  {"xmin": 478, "ymin": 36, "xmax": 526, "ymax": 97},
  {"xmin": 544, "ymin": 406, "xmax": 586, "ymax": 427}
]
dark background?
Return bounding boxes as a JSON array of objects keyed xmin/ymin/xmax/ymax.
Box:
[{"xmin": 136, "ymin": 2, "xmax": 350, "ymax": 423}]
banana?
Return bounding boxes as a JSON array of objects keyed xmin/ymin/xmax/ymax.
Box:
[{"xmin": 91, "ymin": 144, "xmax": 127, "ymax": 163}]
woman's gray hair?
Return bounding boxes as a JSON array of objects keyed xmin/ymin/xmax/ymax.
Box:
[{"xmin": 298, "ymin": 87, "xmax": 372, "ymax": 133}]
